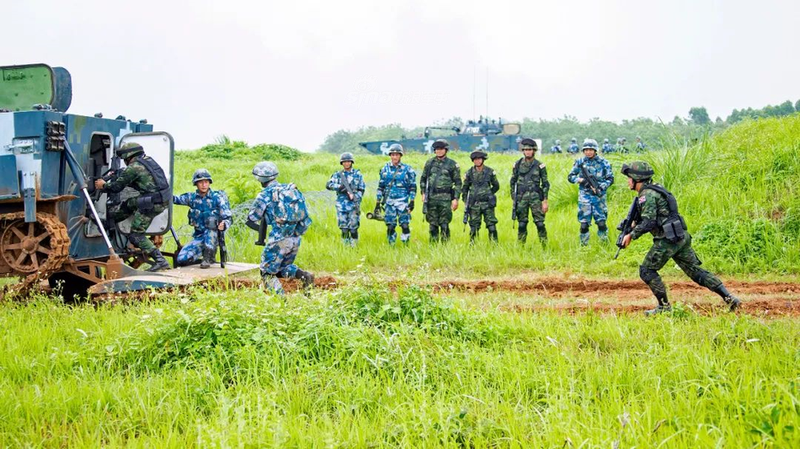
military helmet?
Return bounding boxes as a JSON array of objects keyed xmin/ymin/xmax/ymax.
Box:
[
  {"xmin": 340, "ymin": 152, "xmax": 355, "ymax": 164},
  {"xmin": 470, "ymin": 150, "xmax": 488, "ymax": 160},
  {"xmin": 388, "ymin": 143, "xmax": 404, "ymax": 155},
  {"xmin": 252, "ymin": 161, "xmax": 279, "ymax": 183},
  {"xmin": 603, "ymin": 138, "xmax": 610, "ymax": 144},
  {"xmin": 571, "ymin": 137, "xmax": 577, "ymax": 143},
  {"xmin": 116, "ymin": 142, "xmax": 144, "ymax": 159},
  {"xmin": 192, "ymin": 168, "xmax": 213, "ymax": 185},
  {"xmin": 555, "ymin": 139, "xmax": 561, "ymax": 145},
  {"xmin": 582, "ymin": 138, "xmax": 599, "ymax": 151},
  {"xmin": 520, "ymin": 138, "xmax": 538, "ymax": 151},
  {"xmin": 432, "ymin": 139, "xmax": 449, "ymax": 150},
  {"xmin": 621, "ymin": 161, "xmax": 654, "ymax": 182}
]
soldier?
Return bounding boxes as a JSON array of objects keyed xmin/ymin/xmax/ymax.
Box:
[
  {"xmin": 567, "ymin": 137, "xmax": 580, "ymax": 154},
  {"xmin": 602, "ymin": 138, "xmax": 614, "ymax": 154},
  {"xmin": 462, "ymin": 150, "xmax": 500, "ymax": 242},
  {"xmin": 567, "ymin": 138, "xmax": 614, "ymax": 246},
  {"xmin": 374, "ymin": 144, "xmax": 417, "ymax": 245},
  {"xmin": 511, "ymin": 138, "xmax": 550, "ymax": 245},
  {"xmin": 635, "ymin": 136, "xmax": 646, "ymax": 152},
  {"xmin": 94, "ymin": 142, "xmax": 171, "ymax": 271},
  {"xmin": 326, "ymin": 152, "xmax": 366, "ymax": 246},
  {"xmin": 551, "ymin": 139, "xmax": 562, "ymax": 154},
  {"xmin": 616, "ymin": 137, "xmax": 628, "ymax": 154},
  {"xmin": 246, "ymin": 161, "xmax": 314, "ymax": 294},
  {"xmin": 420, "ymin": 139, "xmax": 462, "ymax": 243},
  {"xmin": 172, "ymin": 169, "xmax": 232, "ymax": 268},
  {"xmin": 619, "ymin": 161, "xmax": 741, "ymax": 315}
]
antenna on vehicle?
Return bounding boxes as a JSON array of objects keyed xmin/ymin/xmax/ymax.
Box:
[
  {"xmin": 472, "ymin": 66, "xmax": 476, "ymax": 123},
  {"xmin": 485, "ymin": 67, "xmax": 489, "ymax": 119}
]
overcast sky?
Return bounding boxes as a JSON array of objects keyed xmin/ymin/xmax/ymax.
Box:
[{"xmin": 6, "ymin": 0, "xmax": 799, "ymax": 151}]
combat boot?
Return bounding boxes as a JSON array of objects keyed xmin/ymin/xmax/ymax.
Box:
[
  {"xmin": 295, "ymin": 269, "xmax": 315, "ymax": 289},
  {"xmin": 200, "ymin": 247, "xmax": 216, "ymax": 269},
  {"xmin": 488, "ymin": 227, "xmax": 498, "ymax": 242},
  {"xmin": 724, "ymin": 294, "xmax": 741, "ymax": 312},
  {"xmin": 147, "ymin": 249, "xmax": 171, "ymax": 272},
  {"xmin": 645, "ymin": 297, "xmax": 671, "ymax": 316}
]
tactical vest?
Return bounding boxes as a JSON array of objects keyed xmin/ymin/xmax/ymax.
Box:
[
  {"xmin": 132, "ymin": 155, "xmax": 172, "ymax": 213},
  {"xmin": 466, "ymin": 167, "xmax": 496, "ymax": 205},
  {"xmin": 425, "ymin": 158, "xmax": 456, "ymax": 197},
  {"xmin": 641, "ymin": 184, "xmax": 687, "ymax": 243},
  {"xmin": 514, "ymin": 158, "xmax": 544, "ymax": 200}
]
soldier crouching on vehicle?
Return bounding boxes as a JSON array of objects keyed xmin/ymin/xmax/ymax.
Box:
[
  {"xmin": 94, "ymin": 142, "xmax": 171, "ymax": 271},
  {"xmin": 375, "ymin": 144, "xmax": 417, "ymax": 245},
  {"xmin": 618, "ymin": 161, "xmax": 742, "ymax": 315},
  {"xmin": 172, "ymin": 169, "xmax": 232, "ymax": 268},
  {"xmin": 246, "ymin": 161, "xmax": 314, "ymax": 294},
  {"xmin": 462, "ymin": 150, "xmax": 500, "ymax": 242},
  {"xmin": 326, "ymin": 152, "xmax": 365, "ymax": 246}
]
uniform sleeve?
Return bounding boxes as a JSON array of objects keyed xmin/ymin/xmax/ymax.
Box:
[
  {"xmin": 248, "ymin": 191, "xmax": 268, "ymax": 223},
  {"xmin": 567, "ymin": 160, "xmax": 581, "ymax": 184},
  {"xmin": 509, "ymin": 160, "xmax": 519, "ymax": 194},
  {"xmin": 355, "ymin": 172, "xmax": 365, "ymax": 193},
  {"xmin": 461, "ymin": 169, "xmax": 472, "ymax": 201},
  {"xmin": 103, "ymin": 165, "xmax": 139, "ymax": 193},
  {"xmin": 325, "ymin": 172, "xmax": 340, "ymax": 191},
  {"xmin": 217, "ymin": 191, "xmax": 233, "ymax": 229},
  {"xmin": 490, "ymin": 170, "xmax": 500, "ymax": 195},
  {"xmin": 540, "ymin": 165, "xmax": 550, "ymax": 199},
  {"xmin": 420, "ymin": 159, "xmax": 431, "ymax": 193},
  {"xmin": 354, "ymin": 172, "xmax": 365, "ymax": 202},
  {"xmin": 376, "ymin": 167, "xmax": 386, "ymax": 202},
  {"xmin": 451, "ymin": 162, "xmax": 462, "ymax": 200},
  {"xmin": 407, "ymin": 167, "xmax": 417, "ymax": 201},
  {"xmin": 598, "ymin": 159, "xmax": 614, "ymax": 191},
  {"xmin": 173, "ymin": 192, "xmax": 192, "ymax": 206},
  {"xmin": 630, "ymin": 192, "xmax": 658, "ymax": 240}
]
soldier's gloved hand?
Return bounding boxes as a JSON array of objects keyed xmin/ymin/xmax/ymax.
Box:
[
  {"xmin": 409, "ymin": 199, "xmax": 415, "ymax": 212},
  {"xmin": 373, "ymin": 204, "xmax": 381, "ymax": 216},
  {"xmin": 338, "ymin": 185, "xmax": 347, "ymax": 193}
]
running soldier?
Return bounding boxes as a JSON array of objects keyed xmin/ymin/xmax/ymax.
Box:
[
  {"xmin": 462, "ymin": 150, "xmax": 500, "ymax": 242},
  {"xmin": 420, "ymin": 139, "xmax": 462, "ymax": 243},
  {"xmin": 326, "ymin": 152, "xmax": 365, "ymax": 246},
  {"xmin": 511, "ymin": 138, "xmax": 549, "ymax": 245},
  {"xmin": 567, "ymin": 138, "xmax": 614, "ymax": 246},
  {"xmin": 173, "ymin": 169, "xmax": 232, "ymax": 268},
  {"xmin": 374, "ymin": 144, "xmax": 417, "ymax": 245}
]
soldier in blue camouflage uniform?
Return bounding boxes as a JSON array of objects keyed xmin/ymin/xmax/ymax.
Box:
[
  {"xmin": 374, "ymin": 144, "xmax": 417, "ymax": 245},
  {"xmin": 551, "ymin": 139, "xmax": 562, "ymax": 154},
  {"xmin": 326, "ymin": 152, "xmax": 366, "ymax": 246},
  {"xmin": 619, "ymin": 161, "xmax": 741, "ymax": 315},
  {"xmin": 511, "ymin": 138, "xmax": 550, "ymax": 245},
  {"xmin": 173, "ymin": 169, "xmax": 232, "ymax": 268},
  {"xmin": 635, "ymin": 136, "xmax": 646, "ymax": 152},
  {"xmin": 246, "ymin": 161, "xmax": 314, "ymax": 294},
  {"xmin": 94, "ymin": 142, "xmax": 171, "ymax": 271},
  {"xmin": 567, "ymin": 138, "xmax": 580, "ymax": 154},
  {"xmin": 602, "ymin": 138, "xmax": 614, "ymax": 154},
  {"xmin": 567, "ymin": 139, "xmax": 614, "ymax": 246},
  {"xmin": 616, "ymin": 137, "xmax": 628, "ymax": 154},
  {"xmin": 462, "ymin": 150, "xmax": 500, "ymax": 242},
  {"xmin": 421, "ymin": 139, "xmax": 462, "ymax": 243}
]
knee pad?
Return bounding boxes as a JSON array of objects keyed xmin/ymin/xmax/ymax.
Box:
[
  {"xmin": 535, "ymin": 222, "xmax": 546, "ymax": 231},
  {"xmin": 400, "ymin": 224, "xmax": 410, "ymax": 234},
  {"xmin": 639, "ymin": 265, "xmax": 659, "ymax": 283},
  {"xmin": 487, "ymin": 225, "xmax": 496, "ymax": 232},
  {"xmin": 350, "ymin": 229, "xmax": 359, "ymax": 239},
  {"xmin": 580, "ymin": 222, "xmax": 590, "ymax": 233},
  {"xmin": 128, "ymin": 233, "xmax": 146, "ymax": 246},
  {"xmin": 341, "ymin": 229, "xmax": 350, "ymax": 239},
  {"xmin": 429, "ymin": 224, "xmax": 439, "ymax": 233},
  {"xmin": 386, "ymin": 226, "xmax": 396, "ymax": 236},
  {"xmin": 597, "ymin": 221, "xmax": 608, "ymax": 232},
  {"xmin": 518, "ymin": 221, "xmax": 528, "ymax": 231}
]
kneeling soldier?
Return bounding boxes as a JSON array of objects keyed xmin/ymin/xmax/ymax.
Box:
[
  {"xmin": 462, "ymin": 150, "xmax": 500, "ymax": 242},
  {"xmin": 173, "ymin": 169, "xmax": 232, "ymax": 268},
  {"xmin": 619, "ymin": 161, "xmax": 742, "ymax": 314}
]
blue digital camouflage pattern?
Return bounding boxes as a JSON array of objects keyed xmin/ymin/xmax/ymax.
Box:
[
  {"xmin": 259, "ymin": 237, "xmax": 301, "ymax": 294},
  {"xmin": 325, "ymin": 168, "xmax": 365, "ymax": 231},
  {"xmin": 248, "ymin": 181, "xmax": 312, "ymax": 243},
  {"xmin": 377, "ymin": 162, "xmax": 416, "ymax": 243},
  {"xmin": 568, "ymin": 155, "xmax": 615, "ymax": 243},
  {"xmin": 550, "ymin": 144, "xmax": 562, "ymax": 154},
  {"xmin": 173, "ymin": 189, "xmax": 232, "ymax": 264},
  {"xmin": 636, "ymin": 141, "xmax": 646, "ymax": 152},
  {"xmin": 602, "ymin": 142, "xmax": 614, "ymax": 153},
  {"xmin": 567, "ymin": 143, "xmax": 580, "ymax": 154}
]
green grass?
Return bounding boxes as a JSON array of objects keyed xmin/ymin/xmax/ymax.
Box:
[{"xmin": 0, "ymin": 284, "xmax": 798, "ymax": 447}]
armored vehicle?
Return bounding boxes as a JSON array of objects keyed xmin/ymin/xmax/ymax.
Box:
[
  {"xmin": 0, "ymin": 63, "xmax": 254, "ymax": 298},
  {"xmin": 358, "ymin": 116, "xmax": 541, "ymax": 155}
]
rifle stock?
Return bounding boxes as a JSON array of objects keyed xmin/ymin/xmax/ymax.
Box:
[
  {"xmin": 614, "ymin": 196, "xmax": 640, "ymax": 259},
  {"xmin": 218, "ymin": 228, "xmax": 227, "ymax": 268},
  {"xmin": 580, "ymin": 164, "xmax": 600, "ymax": 195},
  {"xmin": 255, "ymin": 217, "xmax": 267, "ymax": 246}
]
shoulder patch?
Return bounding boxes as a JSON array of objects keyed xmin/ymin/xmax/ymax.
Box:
[
  {"xmin": 639, "ymin": 195, "xmax": 647, "ymax": 204},
  {"xmin": 539, "ymin": 163, "xmax": 546, "ymax": 169}
]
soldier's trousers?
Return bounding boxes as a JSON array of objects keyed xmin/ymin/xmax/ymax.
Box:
[
  {"xmin": 468, "ymin": 201, "xmax": 498, "ymax": 241},
  {"xmin": 426, "ymin": 199, "xmax": 453, "ymax": 242},
  {"xmin": 336, "ymin": 207, "xmax": 360, "ymax": 245},
  {"xmin": 260, "ymin": 236, "xmax": 302, "ymax": 294},
  {"xmin": 515, "ymin": 197, "xmax": 547, "ymax": 243},
  {"xmin": 177, "ymin": 228, "xmax": 218, "ymax": 265},
  {"xmin": 578, "ymin": 191, "xmax": 608, "ymax": 244},
  {"xmin": 639, "ymin": 234, "xmax": 723, "ymax": 301},
  {"xmin": 384, "ymin": 202, "xmax": 411, "ymax": 244},
  {"xmin": 111, "ymin": 198, "xmax": 166, "ymax": 253}
]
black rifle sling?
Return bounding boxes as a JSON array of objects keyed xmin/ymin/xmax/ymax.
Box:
[
  {"xmin": 515, "ymin": 158, "xmax": 540, "ymax": 195},
  {"xmin": 382, "ymin": 166, "xmax": 401, "ymax": 205}
]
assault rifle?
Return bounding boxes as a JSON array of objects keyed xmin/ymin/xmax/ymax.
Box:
[
  {"xmin": 422, "ymin": 180, "xmax": 430, "ymax": 221},
  {"xmin": 463, "ymin": 190, "xmax": 470, "ymax": 231},
  {"xmin": 511, "ymin": 184, "xmax": 518, "ymax": 225},
  {"xmin": 339, "ymin": 170, "xmax": 355, "ymax": 202},
  {"xmin": 614, "ymin": 196, "xmax": 641, "ymax": 259},
  {"xmin": 208, "ymin": 217, "xmax": 228, "ymax": 267},
  {"xmin": 579, "ymin": 164, "xmax": 600, "ymax": 195},
  {"xmin": 255, "ymin": 217, "xmax": 267, "ymax": 246}
]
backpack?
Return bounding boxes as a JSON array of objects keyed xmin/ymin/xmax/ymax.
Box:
[{"xmin": 269, "ymin": 183, "xmax": 309, "ymax": 229}]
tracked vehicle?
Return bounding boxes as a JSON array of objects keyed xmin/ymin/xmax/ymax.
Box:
[{"xmin": 0, "ymin": 63, "xmax": 255, "ymax": 298}]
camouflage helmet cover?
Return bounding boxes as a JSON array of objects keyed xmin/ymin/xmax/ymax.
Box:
[
  {"xmin": 571, "ymin": 137, "xmax": 577, "ymax": 143},
  {"xmin": 432, "ymin": 139, "xmax": 449, "ymax": 150},
  {"xmin": 621, "ymin": 161, "xmax": 654, "ymax": 182},
  {"xmin": 252, "ymin": 161, "xmax": 279, "ymax": 182},
  {"xmin": 388, "ymin": 143, "xmax": 404, "ymax": 155},
  {"xmin": 116, "ymin": 142, "xmax": 144, "ymax": 159},
  {"xmin": 555, "ymin": 139, "xmax": 561, "ymax": 145},
  {"xmin": 520, "ymin": 138, "xmax": 538, "ymax": 151},
  {"xmin": 470, "ymin": 150, "xmax": 488, "ymax": 160},
  {"xmin": 603, "ymin": 138, "xmax": 610, "ymax": 143},
  {"xmin": 192, "ymin": 168, "xmax": 213, "ymax": 185},
  {"xmin": 340, "ymin": 152, "xmax": 355, "ymax": 164},
  {"xmin": 582, "ymin": 138, "xmax": 599, "ymax": 151}
]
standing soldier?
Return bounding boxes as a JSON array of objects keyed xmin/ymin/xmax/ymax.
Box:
[
  {"xmin": 462, "ymin": 150, "xmax": 500, "ymax": 242},
  {"xmin": 551, "ymin": 139, "xmax": 562, "ymax": 154},
  {"xmin": 420, "ymin": 139, "xmax": 462, "ymax": 243},
  {"xmin": 173, "ymin": 169, "xmax": 232, "ymax": 268},
  {"xmin": 567, "ymin": 138, "xmax": 614, "ymax": 246},
  {"xmin": 635, "ymin": 136, "xmax": 647, "ymax": 152},
  {"xmin": 511, "ymin": 138, "xmax": 550, "ymax": 245},
  {"xmin": 618, "ymin": 161, "xmax": 741, "ymax": 315},
  {"xmin": 246, "ymin": 161, "xmax": 314, "ymax": 294},
  {"xmin": 374, "ymin": 144, "xmax": 417, "ymax": 245},
  {"xmin": 94, "ymin": 142, "xmax": 172, "ymax": 271},
  {"xmin": 326, "ymin": 152, "xmax": 365, "ymax": 246},
  {"xmin": 567, "ymin": 138, "xmax": 580, "ymax": 154},
  {"xmin": 602, "ymin": 138, "xmax": 614, "ymax": 154}
]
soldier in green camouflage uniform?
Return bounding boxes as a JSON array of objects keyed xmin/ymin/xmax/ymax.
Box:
[
  {"xmin": 462, "ymin": 150, "xmax": 500, "ymax": 242},
  {"xmin": 510, "ymin": 138, "xmax": 550, "ymax": 245},
  {"xmin": 619, "ymin": 161, "xmax": 742, "ymax": 315},
  {"xmin": 95, "ymin": 142, "xmax": 171, "ymax": 271},
  {"xmin": 421, "ymin": 139, "xmax": 462, "ymax": 242}
]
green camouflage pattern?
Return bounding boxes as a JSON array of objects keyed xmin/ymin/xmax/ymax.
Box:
[
  {"xmin": 421, "ymin": 156, "xmax": 462, "ymax": 202},
  {"xmin": 104, "ymin": 159, "xmax": 161, "ymax": 196},
  {"xmin": 641, "ymin": 235, "xmax": 723, "ymax": 299},
  {"xmin": 104, "ymin": 158, "xmax": 165, "ymax": 251},
  {"xmin": 462, "ymin": 166, "xmax": 500, "ymax": 231},
  {"xmin": 510, "ymin": 157, "xmax": 549, "ymax": 202},
  {"xmin": 630, "ymin": 183, "xmax": 671, "ymax": 240}
]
